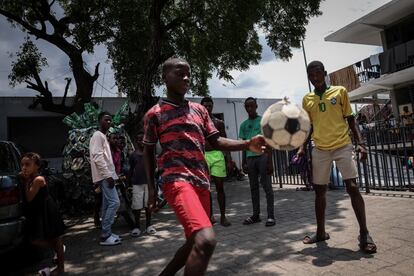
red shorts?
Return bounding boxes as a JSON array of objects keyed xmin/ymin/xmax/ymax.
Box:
[{"xmin": 162, "ymin": 182, "xmax": 211, "ymax": 239}]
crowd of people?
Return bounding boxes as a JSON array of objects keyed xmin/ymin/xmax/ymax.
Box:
[{"xmin": 19, "ymin": 58, "xmax": 377, "ymax": 275}]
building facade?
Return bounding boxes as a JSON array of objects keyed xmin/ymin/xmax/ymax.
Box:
[{"xmin": 325, "ymin": 0, "xmax": 414, "ymax": 120}]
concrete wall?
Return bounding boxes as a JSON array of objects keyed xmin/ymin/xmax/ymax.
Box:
[{"xmin": 1, "ymin": 96, "xmax": 280, "ymax": 169}]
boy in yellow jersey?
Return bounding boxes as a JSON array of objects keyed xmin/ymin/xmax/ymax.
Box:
[{"xmin": 298, "ymin": 61, "xmax": 376, "ymax": 254}]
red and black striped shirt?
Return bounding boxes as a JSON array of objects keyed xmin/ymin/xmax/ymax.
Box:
[{"xmin": 143, "ymin": 99, "xmax": 219, "ymax": 189}]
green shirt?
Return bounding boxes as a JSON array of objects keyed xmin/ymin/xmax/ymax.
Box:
[{"xmin": 239, "ymin": 115, "xmax": 262, "ymax": 157}]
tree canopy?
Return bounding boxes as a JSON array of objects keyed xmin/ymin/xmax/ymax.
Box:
[
  {"xmin": 0, "ymin": 0, "xmax": 111, "ymax": 113},
  {"xmin": 107, "ymin": 0, "xmax": 322, "ymax": 112},
  {"xmin": 1, "ymin": 0, "xmax": 322, "ymax": 117}
]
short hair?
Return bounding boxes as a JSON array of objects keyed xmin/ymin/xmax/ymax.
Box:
[
  {"xmin": 244, "ymin": 97, "xmax": 257, "ymax": 104},
  {"xmin": 21, "ymin": 152, "xmax": 41, "ymax": 167},
  {"xmin": 98, "ymin": 111, "xmax": 111, "ymax": 122},
  {"xmin": 307, "ymin": 61, "xmax": 325, "ymax": 72},
  {"xmin": 200, "ymin": 97, "xmax": 213, "ymax": 105},
  {"xmin": 162, "ymin": 57, "xmax": 189, "ymax": 78}
]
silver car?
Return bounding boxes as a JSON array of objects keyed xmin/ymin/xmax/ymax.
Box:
[{"xmin": 0, "ymin": 141, "xmax": 24, "ymax": 253}]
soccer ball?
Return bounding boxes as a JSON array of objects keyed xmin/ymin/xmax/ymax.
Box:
[{"xmin": 261, "ymin": 98, "xmax": 311, "ymax": 151}]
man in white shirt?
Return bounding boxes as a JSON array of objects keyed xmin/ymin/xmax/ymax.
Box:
[{"xmin": 89, "ymin": 111, "xmax": 121, "ymax": 246}]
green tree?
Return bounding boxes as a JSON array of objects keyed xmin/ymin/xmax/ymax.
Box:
[
  {"xmin": 107, "ymin": 0, "xmax": 322, "ymax": 119},
  {"xmin": 9, "ymin": 37, "xmax": 73, "ymax": 113},
  {"xmin": 0, "ymin": 0, "xmax": 111, "ymax": 113}
]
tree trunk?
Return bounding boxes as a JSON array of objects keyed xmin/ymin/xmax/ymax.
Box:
[{"xmin": 70, "ymin": 52, "xmax": 99, "ymax": 113}]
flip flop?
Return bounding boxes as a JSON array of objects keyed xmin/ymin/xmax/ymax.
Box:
[
  {"xmin": 303, "ymin": 233, "xmax": 330, "ymax": 244},
  {"xmin": 130, "ymin": 228, "xmax": 141, "ymax": 237},
  {"xmin": 243, "ymin": 216, "xmax": 261, "ymax": 225},
  {"xmin": 358, "ymin": 233, "xmax": 377, "ymax": 254},
  {"xmin": 220, "ymin": 218, "xmax": 232, "ymax": 227},
  {"xmin": 265, "ymin": 218, "xmax": 276, "ymax": 227},
  {"xmin": 146, "ymin": 225, "xmax": 157, "ymax": 235}
]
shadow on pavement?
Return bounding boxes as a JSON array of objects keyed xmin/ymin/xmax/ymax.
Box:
[
  {"xmin": 12, "ymin": 180, "xmax": 360, "ymax": 275},
  {"xmin": 299, "ymin": 241, "xmax": 374, "ymax": 267}
]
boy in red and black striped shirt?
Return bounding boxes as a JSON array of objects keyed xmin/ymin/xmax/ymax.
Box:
[{"xmin": 143, "ymin": 57, "xmax": 266, "ymax": 275}]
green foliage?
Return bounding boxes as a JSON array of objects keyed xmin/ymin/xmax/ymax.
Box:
[
  {"xmin": 107, "ymin": 0, "xmax": 322, "ymax": 100},
  {"xmin": 8, "ymin": 37, "xmax": 47, "ymax": 87},
  {"xmin": 1, "ymin": 0, "xmax": 112, "ymax": 112}
]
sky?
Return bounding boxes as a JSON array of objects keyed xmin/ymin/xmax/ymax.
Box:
[{"xmin": 0, "ymin": 0, "xmax": 391, "ymax": 105}]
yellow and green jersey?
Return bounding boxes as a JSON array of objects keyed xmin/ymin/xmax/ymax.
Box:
[{"xmin": 302, "ymin": 86, "xmax": 353, "ymax": 151}]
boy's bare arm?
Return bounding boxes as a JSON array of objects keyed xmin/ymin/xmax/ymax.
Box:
[
  {"xmin": 347, "ymin": 115, "xmax": 367, "ymax": 162},
  {"xmin": 144, "ymin": 144, "xmax": 157, "ymax": 210},
  {"xmin": 208, "ymin": 135, "xmax": 265, "ymax": 154}
]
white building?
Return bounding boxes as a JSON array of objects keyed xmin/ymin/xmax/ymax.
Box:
[{"xmin": 325, "ymin": 0, "xmax": 414, "ymax": 118}]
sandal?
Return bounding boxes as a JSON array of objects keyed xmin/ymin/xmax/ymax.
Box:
[
  {"xmin": 220, "ymin": 217, "xmax": 232, "ymax": 227},
  {"xmin": 130, "ymin": 228, "xmax": 141, "ymax": 237},
  {"xmin": 303, "ymin": 233, "xmax": 330, "ymax": 244},
  {"xmin": 100, "ymin": 235, "xmax": 121, "ymax": 246},
  {"xmin": 265, "ymin": 218, "xmax": 276, "ymax": 227},
  {"xmin": 38, "ymin": 267, "xmax": 51, "ymax": 276},
  {"xmin": 146, "ymin": 225, "xmax": 157, "ymax": 235},
  {"xmin": 358, "ymin": 233, "xmax": 377, "ymax": 254},
  {"xmin": 243, "ymin": 216, "xmax": 261, "ymax": 225}
]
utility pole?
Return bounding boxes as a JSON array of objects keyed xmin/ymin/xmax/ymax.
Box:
[{"xmin": 301, "ymin": 40, "xmax": 312, "ymax": 92}]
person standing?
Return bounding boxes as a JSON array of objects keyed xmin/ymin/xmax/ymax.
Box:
[
  {"xmin": 89, "ymin": 112, "xmax": 121, "ymax": 246},
  {"xmin": 129, "ymin": 133, "xmax": 156, "ymax": 237},
  {"xmin": 200, "ymin": 96, "xmax": 231, "ymax": 227},
  {"xmin": 20, "ymin": 152, "xmax": 65, "ymax": 276},
  {"xmin": 143, "ymin": 57, "xmax": 266, "ymax": 275},
  {"xmin": 298, "ymin": 60, "xmax": 376, "ymax": 253},
  {"xmin": 239, "ymin": 97, "xmax": 275, "ymax": 227}
]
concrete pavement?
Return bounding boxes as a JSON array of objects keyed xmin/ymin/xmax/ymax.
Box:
[{"xmin": 20, "ymin": 180, "xmax": 414, "ymax": 275}]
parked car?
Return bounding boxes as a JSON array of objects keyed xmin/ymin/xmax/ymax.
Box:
[{"xmin": 0, "ymin": 141, "xmax": 24, "ymax": 254}]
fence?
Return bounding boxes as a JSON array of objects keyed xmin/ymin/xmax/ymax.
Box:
[{"xmin": 272, "ymin": 123, "xmax": 414, "ymax": 192}]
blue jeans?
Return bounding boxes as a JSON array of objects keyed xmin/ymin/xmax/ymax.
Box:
[{"xmin": 100, "ymin": 179, "xmax": 120, "ymax": 238}]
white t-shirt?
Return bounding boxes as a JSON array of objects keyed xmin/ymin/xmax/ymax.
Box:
[{"xmin": 89, "ymin": 130, "xmax": 118, "ymax": 183}]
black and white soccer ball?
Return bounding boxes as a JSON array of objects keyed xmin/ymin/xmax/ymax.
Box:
[{"xmin": 261, "ymin": 98, "xmax": 311, "ymax": 151}]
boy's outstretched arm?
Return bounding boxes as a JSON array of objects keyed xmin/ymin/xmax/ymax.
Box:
[
  {"xmin": 144, "ymin": 144, "xmax": 157, "ymax": 211},
  {"xmin": 347, "ymin": 115, "xmax": 368, "ymax": 162},
  {"xmin": 208, "ymin": 135, "xmax": 266, "ymax": 154}
]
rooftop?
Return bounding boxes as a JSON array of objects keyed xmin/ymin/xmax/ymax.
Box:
[{"xmin": 324, "ymin": 0, "xmax": 414, "ymax": 46}]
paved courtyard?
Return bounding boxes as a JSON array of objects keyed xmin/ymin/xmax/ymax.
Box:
[{"xmin": 21, "ymin": 180, "xmax": 414, "ymax": 275}]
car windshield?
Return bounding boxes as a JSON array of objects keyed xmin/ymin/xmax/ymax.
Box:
[{"xmin": 0, "ymin": 143, "xmax": 19, "ymax": 174}]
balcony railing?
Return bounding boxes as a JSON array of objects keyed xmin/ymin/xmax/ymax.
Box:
[{"xmin": 329, "ymin": 39, "xmax": 414, "ymax": 90}]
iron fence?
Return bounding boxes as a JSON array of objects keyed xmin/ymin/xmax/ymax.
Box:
[{"xmin": 272, "ymin": 124, "xmax": 414, "ymax": 192}]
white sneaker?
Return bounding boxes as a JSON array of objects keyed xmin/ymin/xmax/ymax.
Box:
[
  {"xmin": 111, "ymin": 233, "xmax": 122, "ymax": 241},
  {"xmin": 100, "ymin": 235, "xmax": 121, "ymax": 246},
  {"xmin": 130, "ymin": 228, "xmax": 141, "ymax": 237}
]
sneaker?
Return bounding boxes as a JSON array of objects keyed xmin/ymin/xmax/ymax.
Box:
[
  {"xmin": 130, "ymin": 228, "xmax": 141, "ymax": 237},
  {"xmin": 111, "ymin": 233, "xmax": 122, "ymax": 241},
  {"xmin": 265, "ymin": 218, "xmax": 276, "ymax": 227},
  {"xmin": 100, "ymin": 235, "xmax": 121, "ymax": 246}
]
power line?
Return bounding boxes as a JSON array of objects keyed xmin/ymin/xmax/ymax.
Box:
[{"xmin": 95, "ymin": 80, "xmax": 118, "ymax": 95}]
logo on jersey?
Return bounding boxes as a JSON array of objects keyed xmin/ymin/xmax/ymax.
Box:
[{"xmin": 330, "ymin": 97, "xmax": 337, "ymax": 105}]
